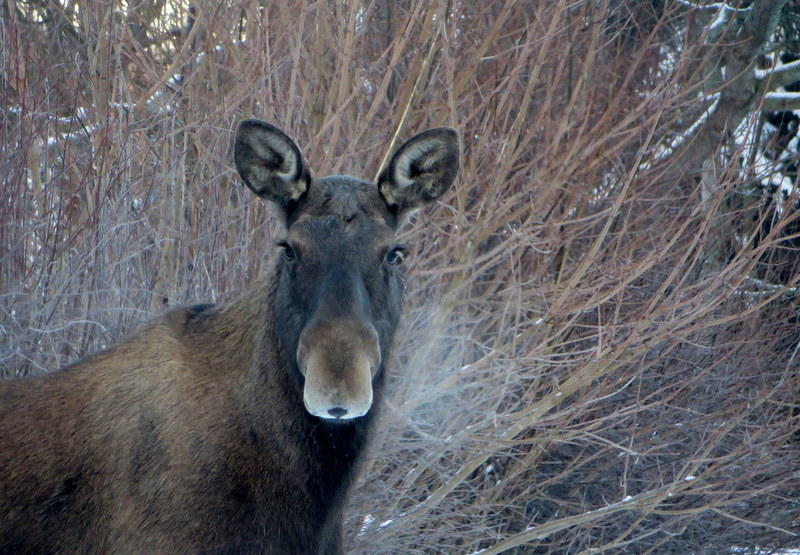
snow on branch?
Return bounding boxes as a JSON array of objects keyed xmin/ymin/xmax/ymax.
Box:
[
  {"xmin": 675, "ymin": 0, "xmax": 751, "ymax": 12},
  {"xmin": 762, "ymin": 91, "xmax": 800, "ymax": 113},
  {"xmin": 756, "ymin": 58, "xmax": 800, "ymax": 91},
  {"xmin": 651, "ymin": 1, "xmax": 788, "ymax": 181}
]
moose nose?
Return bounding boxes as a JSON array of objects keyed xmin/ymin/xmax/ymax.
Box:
[{"xmin": 327, "ymin": 407, "xmax": 348, "ymax": 418}]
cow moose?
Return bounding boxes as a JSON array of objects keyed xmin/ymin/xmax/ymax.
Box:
[{"xmin": 0, "ymin": 119, "xmax": 460, "ymax": 554}]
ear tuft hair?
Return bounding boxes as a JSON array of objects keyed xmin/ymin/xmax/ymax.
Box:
[
  {"xmin": 234, "ymin": 120, "xmax": 310, "ymax": 207},
  {"xmin": 377, "ymin": 128, "xmax": 460, "ymax": 216}
]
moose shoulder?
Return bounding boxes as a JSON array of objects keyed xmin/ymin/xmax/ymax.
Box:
[{"xmin": 0, "ymin": 120, "xmax": 459, "ymax": 554}]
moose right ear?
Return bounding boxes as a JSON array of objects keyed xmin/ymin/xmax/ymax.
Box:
[{"xmin": 234, "ymin": 119, "xmax": 310, "ymax": 207}]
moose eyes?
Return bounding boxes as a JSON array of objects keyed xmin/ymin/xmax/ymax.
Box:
[
  {"xmin": 277, "ymin": 242, "xmax": 406, "ymax": 265},
  {"xmin": 277, "ymin": 241, "xmax": 297, "ymax": 261},
  {"xmin": 385, "ymin": 247, "xmax": 407, "ymax": 266}
]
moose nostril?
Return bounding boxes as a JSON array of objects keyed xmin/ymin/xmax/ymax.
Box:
[{"xmin": 327, "ymin": 407, "xmax": 348, "ymax": 418}]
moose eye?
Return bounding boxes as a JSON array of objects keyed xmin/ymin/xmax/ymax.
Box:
[
  {"xmin": 277, "ymin": 241, "xmax": 297, "ymax": 261},
  {"xmin": 385, "ymin": 247, "xmax": 407, "ymax": 266}
]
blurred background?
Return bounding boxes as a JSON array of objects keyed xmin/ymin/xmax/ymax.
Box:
[{"xmin": 2, "ymin": 1, "xmax": 799, "ymax": 552}]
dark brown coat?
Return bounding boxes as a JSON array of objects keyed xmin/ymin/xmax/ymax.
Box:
[{"xmin": 0, "ymin": 120, "xmax": 459, "ymax": 554}]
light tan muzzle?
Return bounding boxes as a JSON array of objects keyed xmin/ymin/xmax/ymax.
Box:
[{"xmin": 297, "ymin": 319, "xmax": 381, "ymax": 420}]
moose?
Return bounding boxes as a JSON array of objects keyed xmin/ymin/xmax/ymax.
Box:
[{"xmin": 0, "ymin": 119, "xmax": 459, "ymax": 554}]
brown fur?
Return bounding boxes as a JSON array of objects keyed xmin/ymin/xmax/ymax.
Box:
[{"xmin": 0, "ymin": 121, "xmax": 459, "ymax": 554}]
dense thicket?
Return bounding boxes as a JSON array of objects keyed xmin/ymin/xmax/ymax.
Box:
[{"xmin": 2, "ymin": 1, "xmax": 799, "ymax": 552}]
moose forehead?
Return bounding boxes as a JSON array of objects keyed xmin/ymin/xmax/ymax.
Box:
[{"xmin": 286, "ymin": 176, "xmax": 398, "ymax": 245}]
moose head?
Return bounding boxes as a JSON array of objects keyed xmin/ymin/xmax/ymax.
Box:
[{"xmin": 234, "ymin": 120, "xmax": 460, "ymax": 420}]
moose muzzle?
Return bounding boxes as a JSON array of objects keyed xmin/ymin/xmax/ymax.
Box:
[{"xmin": 297, "ymin": 318, "xmax": 381, "ymax": 420}]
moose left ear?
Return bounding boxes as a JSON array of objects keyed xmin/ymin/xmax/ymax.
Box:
[{"xmin": 377, "ymin": 128, "xmax": 460, "ymax": 216}]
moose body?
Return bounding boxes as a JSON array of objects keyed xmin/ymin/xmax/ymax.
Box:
[{"xmin": 0, "ymin": 120, "xmax": 459, "ymax": 554}]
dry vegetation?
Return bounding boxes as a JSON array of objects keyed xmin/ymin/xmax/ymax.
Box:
[{"xmin": 2, "ymin": 0, "xmax": 799, "ymax": 552}]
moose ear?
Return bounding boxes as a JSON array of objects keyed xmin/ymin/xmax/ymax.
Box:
[
  {"xmin": 234, "ymin": 119, "xmax": 311, "ymax": 207},
  {"xmin": 377, "ymin": 128, "xmax": 460, "ymax": 216}
]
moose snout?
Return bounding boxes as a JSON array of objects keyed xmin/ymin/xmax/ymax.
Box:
[{"xmin": 297, "ymin": 320, "xmax": 381, "ymax": 421}]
